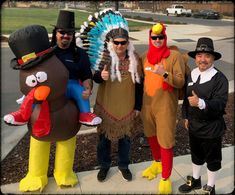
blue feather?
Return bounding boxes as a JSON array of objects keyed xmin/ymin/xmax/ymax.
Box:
[{"xmin": 77, "ymin": 9, "xmax": 128, "ymax": 70}]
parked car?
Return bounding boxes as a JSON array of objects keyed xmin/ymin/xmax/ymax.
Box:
[
  {"xmin": 193, "ymin": 9, "xmax": 221, "ymax": 19},
  {"xmin": 166, "ymin": 4, "xmax": 192, "ymax": 17}
]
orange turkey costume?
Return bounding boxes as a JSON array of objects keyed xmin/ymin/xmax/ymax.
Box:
[{"xmin": 141, "ymin": 23, "xmax": 185, "ymax": 194}]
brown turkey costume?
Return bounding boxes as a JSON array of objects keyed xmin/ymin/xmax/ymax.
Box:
[
  {"xmin": 7, "ymin": 25, "xmax": 81, "ymax": 192},
  {"xmin": 141, "ymin": 23, "xmax": 185, "ymax": 194}
]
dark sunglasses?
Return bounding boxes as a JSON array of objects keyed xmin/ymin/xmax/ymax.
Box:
[
  {"xmin": 113, "ymin": 40, "xmax": 128, "ymax": 45},
  {"xmin": 151, "ymin": 35, "xmax": 164, "ymax": 40},
  {"xmin": 57, "ymin": 30, "xmax": 74, "ymax": 35}
]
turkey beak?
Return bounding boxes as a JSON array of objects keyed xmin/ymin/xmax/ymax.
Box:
[{"xmin": 34, "ymin": 86, "xmax": 51, "ymax": 101}]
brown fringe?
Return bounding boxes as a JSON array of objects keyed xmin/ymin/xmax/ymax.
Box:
[{"xmin": 94, "ymin": 103, "xmax": 136, "ymax": 141}]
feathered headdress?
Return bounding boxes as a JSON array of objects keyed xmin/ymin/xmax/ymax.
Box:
[{"xmin": 76, "ymin": 8, "xmax": 140, "ymax": 83}]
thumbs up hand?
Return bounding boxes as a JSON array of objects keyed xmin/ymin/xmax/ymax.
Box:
[
  {"xmin": 188, "ymin": 90, "xmax": 199, "ymax": 107},
  {"xmin": 101, "ymin": 65, "xmax": 109, "ymax": 81}
]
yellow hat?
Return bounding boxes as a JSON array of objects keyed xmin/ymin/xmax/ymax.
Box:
[{"xmin": 152, "ymin": 23, "xmax": 163, "ymax": 35}]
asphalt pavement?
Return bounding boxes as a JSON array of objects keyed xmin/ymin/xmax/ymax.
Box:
[{"xmin": 1, "ymin": 19, "xmax": 234, "ymax": 194}]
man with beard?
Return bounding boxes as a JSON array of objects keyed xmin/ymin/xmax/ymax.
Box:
[
  {"xmin": 4, "ymin": 10, "xmax": 102, "ymax": 127},
  {"xmin": 51, "ymin": 10, "xmax": 102, "ymax": 126},
  {"xmin": 3, "ymin": 10, "xmax": 101, "ymax": 127}
]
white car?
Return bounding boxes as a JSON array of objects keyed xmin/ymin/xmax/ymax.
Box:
[{"xmin": 166, "ymin": 4, "xmax": 192, "ymax": 17}]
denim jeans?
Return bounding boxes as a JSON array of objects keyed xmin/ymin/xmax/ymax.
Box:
[
  {"xmin": 97, "ymin": 133, "xmax": 130, "ymax": 169},
  {"xmin": 65, "ymin": 79, "xmax": 90, "ymax": 113}
]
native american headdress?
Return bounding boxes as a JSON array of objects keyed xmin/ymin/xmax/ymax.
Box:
[{"xmin": 76, "ymin": 8, "xmax": 140, "ymax": 83}]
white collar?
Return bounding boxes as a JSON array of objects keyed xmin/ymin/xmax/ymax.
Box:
[{"xmin": 191, "ymin": 65, "xmax": 218, "ymax": 84}]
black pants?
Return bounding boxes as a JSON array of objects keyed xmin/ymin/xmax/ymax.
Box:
[{"xmin": 189, "ymin": 133, "xmax": 222, "ymax": 171}]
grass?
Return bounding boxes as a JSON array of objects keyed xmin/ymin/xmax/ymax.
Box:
[{"xmin": 1, "ymin": 8, "xmax": 152, "ymax": 34}]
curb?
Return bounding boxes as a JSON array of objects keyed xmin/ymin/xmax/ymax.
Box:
[{"xmin": 78, "ymin": 126, "xmax": 97, "ymax": 135}]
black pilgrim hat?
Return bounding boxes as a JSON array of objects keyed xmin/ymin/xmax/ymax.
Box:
[
  {"xmin": 188, "ymin": 37, "xmax": 221, "ymax": 60},
  {"xmin": 52, "ymin": 10, "xmax": 77, "ymax": 31},
  {"xmin": 8, "ymin": 25, "xmax": 55, "ymax": 70}
]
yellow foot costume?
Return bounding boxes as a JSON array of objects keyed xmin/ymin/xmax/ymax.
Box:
[
  {"xmin": 19, "ymin": 136, "xmax": 78, "ymax": 192},
  {"xmin": 142, "ymin": 161, "xmax": 162, "ymax": 180},
  {"xmin": 19, "ymin": 174, "xmax": 48, "ymax": 192},
  {"xmin": 19, "ymin": 136, "xmax": 50, "ymax": 192},
  {"xmin": 158, "ymin": 178, "xmax": 172, "ymax": 194},
  {"xmin": 54, "ymin": 171, "xmax": 78, "ymax": 187},
  {"xmin": 54, "ymin": 136, "xmax": 78, "ymax": 187}
]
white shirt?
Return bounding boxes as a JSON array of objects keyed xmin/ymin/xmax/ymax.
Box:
[{"xmin": 191, "ymin": 65, "xmax": 218, "ymax": 109}]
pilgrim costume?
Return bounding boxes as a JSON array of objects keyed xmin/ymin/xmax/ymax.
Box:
[
  {"xmin": 4, "ymin": 25, "xmax": 81, "ymax": 192},
  {"xmin": 178, "ymin": 37, "xmax": 228, "ymax": 195}
]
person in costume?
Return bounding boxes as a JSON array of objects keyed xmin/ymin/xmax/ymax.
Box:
[
  {"xmin": 4, "ymin": 10, "xmax": 102, "ymax": 127},
  {"xmin": 76, "ymin": 8, "xmax": 143, "ymax": 182},
  {"xmin": 94, "ymin": 27, "xmax": 143, "ymax": 182},
  {"xmin": 5, "ymin": 25, "xmax": 81, "ymax": 192},
  {"xmin": 141, "ymin": 23, "xmax": 185, "ymax": 194},
  {"xmin": 178, "ymin": 37, "xmax": 228, "ymax": 195},
  {"xmin": 51, "ymin": 10, "xmax": 102, "ymax": 126}
]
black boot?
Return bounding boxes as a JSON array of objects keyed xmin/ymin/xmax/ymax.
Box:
[
  {"xmin": 178, "ymin": 175, "xmax": 202, "ymax": 193},
  {"xmin": 97, "ymin": 168, "xmax": 109, "ymax": 182},
  {"xmin": 202, "ymin": 184, "xmax": 216, "ymax": 195}
]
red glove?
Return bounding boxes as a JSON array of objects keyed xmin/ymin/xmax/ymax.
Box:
[{"xmin": 162, "ymin": 82, "xmax": 173, "ymax": 92}]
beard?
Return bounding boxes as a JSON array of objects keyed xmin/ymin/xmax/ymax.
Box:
[
  {"xmin": 61, "ymin": 38, "xmax": 70, "ymax": 46},
  {"xmin": 58, "ymin": 37, "xmax": 72, "ymax": 49}
]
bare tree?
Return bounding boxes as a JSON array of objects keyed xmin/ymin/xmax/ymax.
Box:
[
  {"xmin": 152, "ymin": 1, "xmax": 155, "ymax": 13},
  {"xmin": 6, "ymin": 0, "xmax": 14, "ymax": 7},
  {"xmin": 115, "ymin": 1, "xmax": 119, "ymax": 11},
  {"xmin": 89, "ymin": 1, "xmax": 100, "ymax": 12}
]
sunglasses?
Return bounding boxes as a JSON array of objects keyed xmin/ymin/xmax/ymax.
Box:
[
  {"xmin": 113, "ymin": 40, "xmax": 128, "ymax": 45},
  {"xmin": 57, "ymin": 30, "xmax": 74, "ymax": 35},
  {"xmin": 151, "ymin": 35, "xmax": 164, "ymax": 40}
]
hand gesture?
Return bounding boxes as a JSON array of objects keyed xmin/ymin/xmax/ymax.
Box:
[
  {"xmin": 188, "ymin": 90, "xmax": 199, "ymax": 107},
  {"xmin": 101, "ymin": 65, "xmax": 109, "ymax": 81},
  {"xmin": 82, "ymin": 88, "xmax": 92, "ymax": 99},
  {"xmin": 151, "ymin": 64, "xmax": 165, "ymax": 76}
]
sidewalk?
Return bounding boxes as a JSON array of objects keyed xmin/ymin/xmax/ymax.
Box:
[
  {"xmin": 1, "ymin": 146, "xmax": 234, "ymax": 194},
  {"xmin": 1, "ymin": 20, "xmax": 234, "ymax": 194}
]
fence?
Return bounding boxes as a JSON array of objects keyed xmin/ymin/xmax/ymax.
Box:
[{"xmin": 123, "ymin": 1, "xmax": 234, "ymax": 16}]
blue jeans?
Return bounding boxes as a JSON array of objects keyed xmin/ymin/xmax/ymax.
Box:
[
  {"xmin": 97, "ymin": 133, "xmax": 130, "ymax": 169},
  {"xmin": 65, "ymin": 79, "xmax": 90, "ymax": 113}
]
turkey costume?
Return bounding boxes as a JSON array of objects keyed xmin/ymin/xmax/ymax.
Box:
[
  {"xmin": 141, "ymin": 23, "xmax": 185, "ymax": 194},
  {"xmin": 6, "ymin": 25, "xmax": 80, "ymax": 192},
  {"xmin": 4, "ymin": 10, "xmax": 101, "ymax": 127}
]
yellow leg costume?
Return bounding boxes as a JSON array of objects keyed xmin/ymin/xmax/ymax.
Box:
[
  {"xmin": 142, "ymin": 161, "xmax": 162, "ymax": 180},
  {"xmin": 158, "ymin": 178, "xmax": 172, "ymax": 194},
  {"xmin": 19, "ymin": 136, "xmax": 50, "ymax": 192},
  {"xmin": 54, "ymin": 136, "xmax": 78, "ymax": 187}
]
